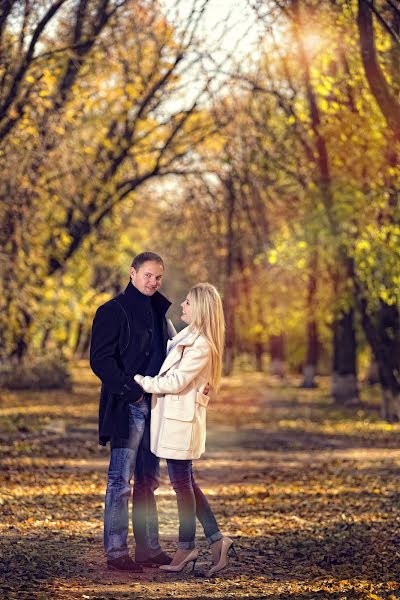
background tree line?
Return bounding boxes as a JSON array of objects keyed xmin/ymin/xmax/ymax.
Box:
[{"xmin": 0, "ymin": 0, "xmax": 399, "ymax": 420}]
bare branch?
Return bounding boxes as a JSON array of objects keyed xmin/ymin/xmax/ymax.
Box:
[
  {"xmin": 358, "ymin": 0, "xmax": 400, "ymax": 138},
  {"xmin": 0, "ymin": 0, "xmax": 67, "ymax": 128},
  {"xmin": 366, "ymin": 0, "xmax": 400, "ymax": 45}
]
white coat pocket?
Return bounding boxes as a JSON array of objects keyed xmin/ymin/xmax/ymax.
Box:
[
  {"xmin": 163, "ymin": 395, "xmax": 195, "ymax": 421},
  {"xmin": 160, "ymin": 395, "xmax": 196, "ymax": 451},
  {"xmin": 195, "ymin": 391, "xmax": 210, "ymax": 408}
]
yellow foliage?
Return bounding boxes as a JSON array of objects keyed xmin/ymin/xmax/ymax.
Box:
[{"xmin": 268, "ymin": 250, "xmax": 278, "ymax": 265}]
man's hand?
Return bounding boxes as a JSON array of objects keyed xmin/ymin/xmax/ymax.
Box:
[{"xmin": 203, "ymin": 383, "xmax": 210, "ymax": 395}]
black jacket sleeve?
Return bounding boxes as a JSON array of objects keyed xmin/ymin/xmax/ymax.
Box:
[{"xmin": 90, "ymin": 303, "xmax": 142, "ymax": 397}]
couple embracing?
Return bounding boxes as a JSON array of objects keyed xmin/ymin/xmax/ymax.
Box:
[{"xmin": 90, "ymin": 252, "xmax": 236, "ymax": 576}]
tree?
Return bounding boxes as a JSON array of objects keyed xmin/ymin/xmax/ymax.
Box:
[{"xmin": 0, "ymin": 0, "xmax": 218, "ymax": 363}]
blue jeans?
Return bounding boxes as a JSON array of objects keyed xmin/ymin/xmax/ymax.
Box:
[
  {"xmin": 166, "ymin": 459, "xmax": 223, "ymax": 550},
  {"xmin": 104, "ymin": 397, "xmax": 161, "ymax": 561}
]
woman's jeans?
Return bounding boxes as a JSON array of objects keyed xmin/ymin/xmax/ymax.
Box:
[
  {"xmin": 104, "ymin": 397, "xmax": 162, "ymax": 561},
  {"xmin": 166, "ymin": 459, "xmax": 223, "ymax": 550}
]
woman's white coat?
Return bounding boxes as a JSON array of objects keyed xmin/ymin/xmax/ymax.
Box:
[{"xmin": 134, "ymin": 326, "xmax": 211, "ymax": 460}]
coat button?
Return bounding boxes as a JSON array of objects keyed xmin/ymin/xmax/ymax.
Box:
[{"xmin": 145, "ymin": 351, "xmax": 150, "ymax": 356}]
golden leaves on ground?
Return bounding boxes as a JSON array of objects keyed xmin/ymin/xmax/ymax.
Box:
[{"xmin": 0, "ymin": 369, "xmax": 399, "ymax": 599}]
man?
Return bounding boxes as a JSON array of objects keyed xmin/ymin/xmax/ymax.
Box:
[{"xmin": 90, "ymin": 251, "xmax": 173, "ymax": 572}]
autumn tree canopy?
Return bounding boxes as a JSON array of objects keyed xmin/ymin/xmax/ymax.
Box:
[{"xmin": 0, "ymin": 0, "xmax": 399, "ymax": 419}]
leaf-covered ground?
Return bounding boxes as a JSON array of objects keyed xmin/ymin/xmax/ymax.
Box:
[{"xmin": 0, "ymin": 365, "xmax": 399, "ymax": 600}]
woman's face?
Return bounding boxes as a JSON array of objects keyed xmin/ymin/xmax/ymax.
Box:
[{"xmin": 180, "ymin": 293, "xmax": 193, "ymax": 324}]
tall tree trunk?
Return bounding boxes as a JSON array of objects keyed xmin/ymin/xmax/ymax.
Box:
[
  {"xmin": 389, "ymin": 6, "xmax": 400, "ymax": 94},
  {"xmin": 357, "ymin": 295, "xmax": 400, "ymax": 421},
  {"xmin": 331, "ymin": 308, "xmax": 359, "ymax": 403},
  {"xmin": 223, "ymin": 175, "xmax": 236, "ymax": 375},
  {"xmin": 301, "ymin": 254, "xmax": 319, "ymax": 388},
  {"xmin": 357, "ymin": 0, "xmax": 400, "ymax": 139},
  {"xmin": 366, "ymin": 359, "xmax": 380, "ymax": 385},
  {"xmin": 302, "ymin": 320, "xmax": 319, "ymax": 388},
  {"xmin": 269, "ymin": 334, "xmax": 285, "ymax": 378},
  {"xmin": 292, "ymin": 0, "xmax": 357, "ymax": 399},
  {"xmin": 254, "ymin": 341, "xmax": 264, "ymax": 372},
  {"xmin": 357, "ymin": 3, "xmax": 400, "ymax": 418},
  {"xmin": 40, "ymin": 327, "xmax": 52, "ymax": 353},
  {"xmin": 376, "ymin": 303, "xmax": 400, "ymax": 420},
  {"xmin": 74, "ymin": 321, "xmax": 91, "ymax": 359},
  {"xmin": 78, "ymin": 330, "xmax": 91, "ymax": 360}
]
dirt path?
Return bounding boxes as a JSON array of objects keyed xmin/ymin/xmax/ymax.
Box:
[{"xmin": 0, "ymin": 366, "xmax": 399, "ymax": 599}]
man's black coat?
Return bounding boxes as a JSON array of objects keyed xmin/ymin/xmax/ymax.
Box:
[{"xmin": 90, "ymin": 282, "xmax": 171, "ymax": 447}]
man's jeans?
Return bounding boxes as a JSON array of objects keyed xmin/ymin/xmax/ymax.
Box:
[
  {"xmin": 104, "ymin": 397, "xmax": 161, "ymax": 561},
  {"xmin": 166, "ymin": 459, "xmax": 223, "ymax": 550}
]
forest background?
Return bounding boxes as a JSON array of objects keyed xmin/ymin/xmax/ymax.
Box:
[
  {"xmin": 1, "ymin": 0, "xmax": 400, "ymax": 420},
  {"xmin": 1, "ymin": 2, "xmax": 400, "ymax": 599}
]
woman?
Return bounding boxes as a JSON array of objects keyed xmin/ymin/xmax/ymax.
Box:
[{"xmin": 134, "ymin": 282, "xmax": 236, "ymax": 576}]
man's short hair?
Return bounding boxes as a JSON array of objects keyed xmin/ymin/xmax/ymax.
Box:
[{"xmin": 131, "ymin": 252, "xmax": 164, "ymax": 270}]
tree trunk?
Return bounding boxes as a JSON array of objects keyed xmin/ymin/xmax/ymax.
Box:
[
  {"xmin": 223, "ymin": 175, "xmax": 236, "ymax": 376},
  {"xmin": 366, "ymin": 359, "xmax": 380, "ymax": 385},
  {"xmin": 357, "ymin": 0, "xmax": 400, "ymax": 139},
  {"xmin": 376, "ymin": 302, "xmax": 400, "ymax": 420},
  {"xmin": 358, "ymin": 296, "xmax": 400, "ymax": 421},
  {"xmin": 269, "ymin": 334, "xmax": 285, "ymax": 378},
  {"xmin": 389, "ymin": 6, "xmax": 400, "ymax": 94},
  {"xmin": 40, "ymin": 327, "xmax": 52, "ymax": 353},
  {"xmin": 302, "ymin": 320, "xmax": 319, "ymax": 388},
  {"xmin": 301, "ymin": 257, "xmax": 319, "ymax": 388},
  {"xmin": 254, "ymin": 341, "xmax": 264, "ymax": 372},
  {"xmin": 76, "ymin": 326, "xmax": 91, "ymax": 359},
  {"xmin": 292, "ymin": 0, "xmax": 354, "ymax": 399},
  {"xmin": 331, "ymin": 308, "xmax": 359, "ymax": 403}
]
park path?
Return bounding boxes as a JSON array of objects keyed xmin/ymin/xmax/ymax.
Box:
[{"xmin": 0, "ymin": 365, "xmax": 399, "ymax": 599}]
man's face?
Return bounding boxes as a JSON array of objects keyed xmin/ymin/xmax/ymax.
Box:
[{"xmin": 130, "ymin": 261, "xmax": 164, "ymax": 296}]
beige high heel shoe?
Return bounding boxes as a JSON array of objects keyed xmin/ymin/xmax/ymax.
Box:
[
  {"xmin": 207, "ymin": 536, "xmax": 238, "ymax": 576},
  {"xmin": 159, "ymin": 548, "xmax": 198, "ymax": 573}
]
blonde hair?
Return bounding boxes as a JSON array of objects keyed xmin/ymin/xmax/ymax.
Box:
[{"xmin": 188, "ymin": 283, "xmax": 225, "ymax": 391}]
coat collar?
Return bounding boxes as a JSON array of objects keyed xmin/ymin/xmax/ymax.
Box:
[
  {"xmin": 160, "ymin": 326, "xmax": 201, "ymax": 375},
  {"xmin": 168, "ymin": 325, "xmax": 199, "ymax": 348},
  {"xmin": 118, "ymin": 282, "xmax": 171, "ymax": 316}
]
